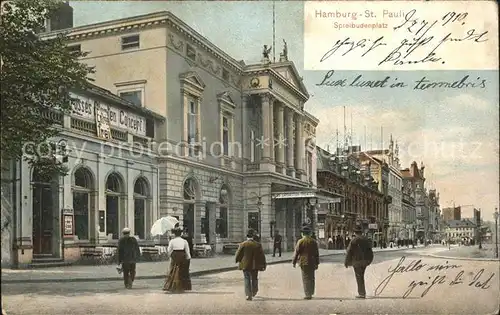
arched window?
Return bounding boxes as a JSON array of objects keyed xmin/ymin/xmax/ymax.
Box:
[
  {"xmin": 133, "ymin": 177, "xmax": 149, "ymax": 239},
  {"xmin": 105, "ymin": 172, "xmax": 124, "ymax": 240},
  {"xmin": 106, "ymin": 173, "xmax": 121, "ymax": 193},
  {"xmin": 217, "ymin": 184, "xmax": 230, "ymax": 238},
  {"xmin": 72, "ymin": 167, "xmax": 95, "ymax": 241}
]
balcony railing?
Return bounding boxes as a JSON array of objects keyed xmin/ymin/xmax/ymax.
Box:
[{"xmin": 41, "ymin": 109, "xmax": 64, "ymax": 125}]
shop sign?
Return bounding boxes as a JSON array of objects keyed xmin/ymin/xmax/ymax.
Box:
[
  {"xmin": 62, "ymin": 208, "xmax": 74, "ymax": 236},
  {"xmin": 70, "ymin": 93, "xmax": 146, "ymax": 136},
  {"xmin": 368, "ymin": 223, "xmax": 378, "ymax": 230},
  {"xmin": 272, "ymin": 192, "xmax": 316, "ymax": 199}
]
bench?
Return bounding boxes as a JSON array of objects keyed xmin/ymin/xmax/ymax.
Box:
[
  {"xmin": 222, "ymin": 244, "xmax": 240, "ymax": 255},
  {"xmin": 141, "ymin": 247, "xmax": 160, "ymax": 261},
  {"xmin": 193, "ymin": 244, "xmax": 213, "ymax": 258}
]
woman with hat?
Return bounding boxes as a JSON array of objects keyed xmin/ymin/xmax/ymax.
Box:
[
  {"xmin": 163, "ymin": 227, "xmax": 192, "ymax": 293},
  {"xmin": 292, "ymin": 225, "xmax": 320, "ymax": 300}
]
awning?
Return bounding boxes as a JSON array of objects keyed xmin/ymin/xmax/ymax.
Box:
[{"xmin": 271, "ymin": 190, "xmax": 341, "ymax": 204}]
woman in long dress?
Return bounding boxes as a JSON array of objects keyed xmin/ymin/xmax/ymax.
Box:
[{"xmin": 163, "ymin": 227, "xmax": 192, "ymax": 293}]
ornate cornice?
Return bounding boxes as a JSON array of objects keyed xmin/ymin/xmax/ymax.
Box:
[{"xmin": 47, "ymin": 11, "xmax": 244, "ymax": 73}]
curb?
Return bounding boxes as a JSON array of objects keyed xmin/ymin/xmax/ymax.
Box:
[
  {"xmin": 1, "ymin": 246, "xmax": 420, "ymax": 284},
  {"xmin": 424, "ymin": 252, "xmax": 500, "ymax": 262},
  {"xmin": 0, "ymin": 254, "xmax": 326, "ymax": 284}
]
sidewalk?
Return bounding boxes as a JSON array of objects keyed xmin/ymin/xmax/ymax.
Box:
[
  {"xmin": 425, "ymin": 244, "xmax": 500, "ymax": 262},
  {"xmin": 1, "ymin": 245, "xmax": 422, "ymax": 284}
]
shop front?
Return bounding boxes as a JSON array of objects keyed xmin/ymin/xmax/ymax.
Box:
[{"xmin": 271, "ymin": 189, "xmax": 341, "ymax": 251}]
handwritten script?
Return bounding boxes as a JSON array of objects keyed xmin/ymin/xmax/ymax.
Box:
[
  {"xmin": 374, "ymin": 256, "xmax": 496, "ymax": 299},
  {"xmin": 304, "ymin": 2, "xmax": 498, "ymax": 70},
  {"xmin": 315, "ymin": 70, "xmax": 488, "ymax": 90}
]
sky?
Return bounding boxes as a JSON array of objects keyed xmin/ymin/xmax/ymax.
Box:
[{"xmin": 69, "ymin": 1, "xmax": 499, "ymax": 220}]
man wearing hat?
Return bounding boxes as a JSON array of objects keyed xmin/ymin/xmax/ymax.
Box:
[
  {"xmin": 235, "ymin": 229, "xmax": 267, "ymax": 301},
  {"xmin": 344, "ymin": 226, "xmax": 374, "ymax": 299},
  {"xmin": 117, "ymin": 227, "xmax": 141, "ymax": 289},
  {"xmin": 292, "ymin": 225, "xmax": 320, "ymax": 300}
]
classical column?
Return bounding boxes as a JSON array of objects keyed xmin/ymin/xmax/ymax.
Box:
[
  {"xmin": 194, "ymin": 201, "xmax": 205, "ymax": 244},
  {"xmin": 269, "ymin": 100, "xmax": 275, "ymax": 163},
  {"xmin": 286, "ymin": 109, "xmax": 294, "ymax": 172},
  {"xmin": 261, "ymin": 94, "xmax": 271, "ymax": 162},
  {"xmin": 182, "ymin": 93, "xmax": 189, "ymax": 157},
  {"xmin": 276, "ymin": 104, "xmax": 285, "ymax": 167},
  {"xmin": 295, "ymin": 114, "xmax": 305, "ymax": 174}
]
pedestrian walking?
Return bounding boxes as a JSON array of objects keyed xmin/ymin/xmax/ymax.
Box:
[
  {"xmin": 273, "ymin": 230, "xmax": 282, "ymax": 257},
  {"xmin": 292, "ymin": 225, "xmax": 320, "ymax": 300},
  {"xmin": 328, "ymin": 236, "xmax": 334, "ymax": 249},
  {"xmin": 181, "ymin": 229, "xmax": 193, "ymax": 290},
  {"xmin": 235, "ymin": 229, "xmax": 267, "ymax": 301},
  {"xmin": 344, "ymin": 226, "xmax": 374, "ymax": 299},
  {"xmin": 163, "ymin": 227, "xmax": 192, "ymax": 293},
  {"xmin": 117, "ymin": 227, "xmax": 141, "ymax": 289}
]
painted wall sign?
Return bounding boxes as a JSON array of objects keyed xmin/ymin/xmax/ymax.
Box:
[
  {"xmin": 369, "ymin": 223, "xmax": 378, "ymax": 230},
  {"xmin": 273, "ymin": 192, "xmax": 316, "ymax": 199},
  {"xmin": 63, "ymin": 214, "xmax": 74, "ymax": 235},
  {"xmin": 70, "ymin": 93, "xmax": 146, "ymax": 136}
]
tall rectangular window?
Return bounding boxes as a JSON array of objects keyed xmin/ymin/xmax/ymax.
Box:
[
  {"xmin": 121, "ymin": 34, "xmax": 140, "ymax": 50},
  {"xmin": 222, "ymin": 116, "xmax": 229, "ymax": 156},
  {"xmin": 187, "ymin": 99, "xmax": 198, "ymax": 156},
  {"xmin": 119, "ymin": 90, "xmax": 142, "ymax": 106}
]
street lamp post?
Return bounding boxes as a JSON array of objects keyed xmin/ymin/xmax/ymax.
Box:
[{"xmin": 494, "ymin": 208, "xmax": 499, "ymax": 259}]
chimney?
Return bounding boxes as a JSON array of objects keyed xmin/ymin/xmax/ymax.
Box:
[{"xmin": 45, "ymin": 1, "xmax": 73, "ymax": 32}]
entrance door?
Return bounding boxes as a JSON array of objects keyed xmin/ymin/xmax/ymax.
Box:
[
  {"xmin": 106, "ymin": 196, "xmax": 119, "ymax": 239},
  {"xmin": 134, "ymin": 199, "xmax": 145, "ymax": 239},
  {"xmin": 73, "ymin": 191, "xmax": 89, "ymax": 241},
  {"xmin": 183, "ymin": 203, "xmax": 194, "ymax": 239},
  {"xmin": 32, "ymin": 184, "xmax": 54, "ymax": 255}
]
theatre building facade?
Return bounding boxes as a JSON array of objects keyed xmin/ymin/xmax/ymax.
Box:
[
  {"xmin": 3, "ymin": 84, "xmax": 163, "ymax": 266},
  {"xmin": 54, "ymin": 11, "xmax": 340, "ymax": 253}
]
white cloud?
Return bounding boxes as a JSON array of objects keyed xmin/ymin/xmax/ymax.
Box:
[{"xmin": 440, "ymin": 93, "xmax": 495, "ymax": 111}]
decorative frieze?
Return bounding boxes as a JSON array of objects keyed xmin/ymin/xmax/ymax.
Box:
[
  {"xmin": 197, "ymin": 52, "xmax": 221, "ymax": 76},
  {"xmin": 168, "ymin": 33, "xmax": 184, "ymax": 51}
]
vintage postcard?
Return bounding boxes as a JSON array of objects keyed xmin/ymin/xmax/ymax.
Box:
[{"xmin": 1, "ymin": 0, "xmax": 498, "ymax": 314}]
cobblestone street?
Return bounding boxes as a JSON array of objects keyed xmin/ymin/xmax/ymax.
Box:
[{"xmin": 3, "ymin": 249, "xmax": 498, "ymax": 315}]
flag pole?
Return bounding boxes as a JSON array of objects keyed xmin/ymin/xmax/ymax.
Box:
[{"xmin": 273, "ymin": 0, "xmax": 276, "ymax": 62}]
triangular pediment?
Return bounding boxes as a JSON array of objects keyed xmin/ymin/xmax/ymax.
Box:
[
  {"xmin": 179, "ymin": 71, "xmax": 206, "ymax": 89},
  {"xmin": 271, "ymin": 62, "xmax": 309, "ymax": 97},
  {"xmin": 217, "ymin": 91, "xmax": 236, "ymax": 109},
  {"xmin": 217, "ymin": 91, "xmax": 234, "ymax": 104}
]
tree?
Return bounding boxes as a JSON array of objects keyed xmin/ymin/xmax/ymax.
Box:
[{"xmin": 0, "ymin": 0, "xmax": 93, "ymax": 180}]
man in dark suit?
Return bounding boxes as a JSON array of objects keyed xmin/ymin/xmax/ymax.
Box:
[
  {"xmin": 344, "ymin": 226, "xmax": 374, "ymax": 299},
  {"xmin": 235, "ymin": 229, "xmax": 267, "ymax": 301},
  {"xmin": 292, "ymin": 225, "xmax": 320, "ymax": 300},
  {"xmin": 117, "ymin": 227, "xmax": 141, "ymax": 289},
  {"xmin": 273, "ymin": 230, "xmax": 282, "ymax": 257}
]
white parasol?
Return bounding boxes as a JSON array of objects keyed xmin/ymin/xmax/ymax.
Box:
[{"xmin": 150, "ymin": 216, "xmax": 180, "ymax": 236}]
